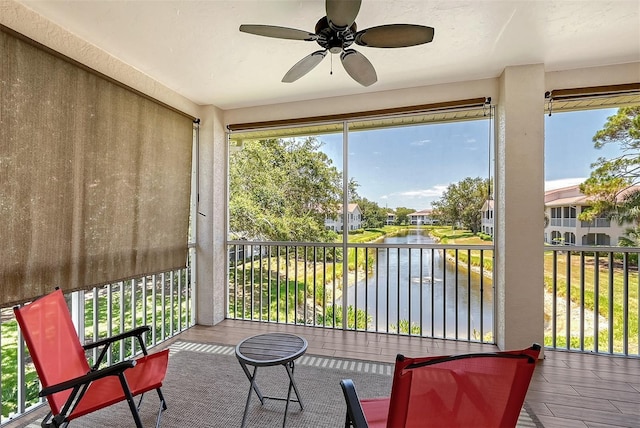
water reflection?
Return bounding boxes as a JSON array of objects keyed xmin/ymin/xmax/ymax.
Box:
[{"xmin": 345, "ymin": 229, "xmax": 494, "ymax": 340}]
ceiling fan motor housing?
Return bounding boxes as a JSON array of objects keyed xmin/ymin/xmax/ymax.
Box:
[{"xmin": 315, "ymin": 16, "xmax": 356, "ymax": 53}]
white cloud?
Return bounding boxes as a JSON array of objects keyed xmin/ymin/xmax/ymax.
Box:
[
  {"xmin": 410, "ymin": 139, "xmax": 430, "ymax": 146},
  {"xmin": 545, "ymin": 178, "xmax": 586, "ymax": 191},
  {"xmin": 399, "ymin": 185, "xmax": 448, "ymax": 198}
]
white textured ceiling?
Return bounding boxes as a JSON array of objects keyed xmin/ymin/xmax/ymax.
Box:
[{"xmin": 19, "ymin": 0, "xmax": 640, "ymax": 110}]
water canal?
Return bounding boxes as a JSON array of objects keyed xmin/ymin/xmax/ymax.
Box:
[{"xmin": 345, "ymin": 229, "xmax": 494, "ymax": 340}]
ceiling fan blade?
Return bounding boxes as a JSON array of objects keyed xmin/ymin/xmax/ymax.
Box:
[
  {"xmin": 340, "ymin": 49, "xmax": 377, "ymax": 87},
  {"xmin": 355, "ymin": 24, "xmax": 435, "ymax": 48},
  {"xmin": 326, "ymin": 0, "xmax": 362, "ymax": 30},
  {"xmin": 239, "ymin": 24, "xmax": 317, "ymax": 41},
  {"xmin": 282, "ymin": 50, "xmax": 328, "ymax": 83}
]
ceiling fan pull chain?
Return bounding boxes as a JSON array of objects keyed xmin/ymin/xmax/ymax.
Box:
[{"xmin": 330, "ymin": 54, "xmax": 333, "ymax": 75}]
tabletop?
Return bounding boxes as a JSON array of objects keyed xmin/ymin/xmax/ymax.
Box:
[{"xmin": 236, "ymin": 333, "xmax": 308, "ymax": 366}]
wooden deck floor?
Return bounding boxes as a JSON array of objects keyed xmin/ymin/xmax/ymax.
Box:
[{"xmin": 179, "ymin": 320, "xmax": 640, "ymax": 428}]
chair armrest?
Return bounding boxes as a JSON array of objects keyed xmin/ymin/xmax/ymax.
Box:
[
  {"xmin": 40, "ymin": 360, "xmax": 136, "ymax": 397},
  {"xmin": 83, "ymin": 326, "xmax": 150, "ymax": 350},
  {"xmin": 340, "ymin": 379, "xmax": 369, "ymax": 428}
]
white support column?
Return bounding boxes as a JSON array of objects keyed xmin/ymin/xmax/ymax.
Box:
[
  {"xmin": 196, "ymin": 105, "xmax": 227, "ymax": 325},
  {"xmin": 495, "ymin": 64, "xmax": 545, "ymax": 353}
]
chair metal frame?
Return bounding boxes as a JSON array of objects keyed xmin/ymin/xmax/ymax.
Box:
[{"xmin": 14, "ymin": 289, "xmax": 169, "ymax": 428}]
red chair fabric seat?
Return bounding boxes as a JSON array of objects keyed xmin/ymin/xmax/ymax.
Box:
[
  {"xmin": 341, "ymin": 344, "xmax": 540, "ymax": 428},
  {"xmin": 69, "ymin": 350, "xmax": 169, "ymax": 420},
  {"xmin": 14, "ymin": 288, "xmax": 169, "ymax": 427}
]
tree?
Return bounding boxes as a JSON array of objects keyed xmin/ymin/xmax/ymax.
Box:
[
  {"xmin": 229, "ymin": 137, "xmax": 342, "ymax": 242},
  {"xmin": 353, "ymin": 197, "xmax": 388, "ymax": 229},
  {"xmin": 431, "ymin": 177, "xmax": 490, "ymax": 233},
  {"xmin": 579, "ymin": 106, "xmax": 640, "ymax": 222},
  {"xmin": 394, "ymin": 207, "xmax": 415, "ymax": 225}
]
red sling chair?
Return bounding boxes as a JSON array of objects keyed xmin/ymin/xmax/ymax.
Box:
[
  {"xmin": 13, "ymin": 288, "xmax": 169, "ymax": 428},
  {"xmin": 340, "ymin": 344, "xmax": 540, "ymax": 428}
]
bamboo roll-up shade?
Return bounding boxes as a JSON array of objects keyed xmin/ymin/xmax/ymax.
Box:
[{"xmin": 1, "ymin": 27, "xmax": 193, "ymax": 306}]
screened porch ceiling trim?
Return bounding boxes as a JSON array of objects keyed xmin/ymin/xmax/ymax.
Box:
[
  {"xmin": 227, "ymin": 97, "xmax": 490, "ymax": 140},
  {"xmin": 545, "ymin": 83, "xmax": 640, "ymax": 113}
]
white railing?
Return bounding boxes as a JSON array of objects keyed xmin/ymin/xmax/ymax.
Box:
[
  {"xmin": 545, "ymin": 245, "xmax": 639, "ymax": 357},
  {"xmin": 0, "ymin": 248, "xmax": 195, "ymax": 425},
  {"xmin": 227, "ymin": 241, "xmax": 495, "ymax": 342},
  {"xmin": 228, "ymin": 241, "xmax": 640, "ymax": 358}
]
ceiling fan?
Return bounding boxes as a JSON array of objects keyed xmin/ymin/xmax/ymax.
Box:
[{"xmin": 239, "ymin": 0, "xmax": 435, "ymax": 87}]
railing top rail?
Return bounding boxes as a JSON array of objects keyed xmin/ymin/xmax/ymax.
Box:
[
  {"xmin": 544, "ymin": 244, "xmax": 640, "ymax": 253},
  {"xmin": 227, "ymin": 240, "xmax": 494, "ymax": 250}
]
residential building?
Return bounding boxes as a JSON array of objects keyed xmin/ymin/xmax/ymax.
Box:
[
  {"xmin": 407, "ymin": 209, "xmax": 438, "ymax": 225},
  {"xmin": 480, "ymin": 200, "xmax": 494, "ymax": 236},
  {"xmin": 544, "ymin": 184, "xmax": 638, "ymax": 245},
  {"xmin": 480, "ymin": 186, "xmax": 638, "ymax": 245},
  {"xmin": 386, "ymin": 212, "xmax": 396, "ymax": 225},
  {"xmin": 325, "ymin": 203, "xmax": 362, "ymax": 231}
]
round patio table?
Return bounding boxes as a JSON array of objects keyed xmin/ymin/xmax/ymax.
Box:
[{"xmin": 235, "ymin": 333, "xmax": 307, "ymax": 428}]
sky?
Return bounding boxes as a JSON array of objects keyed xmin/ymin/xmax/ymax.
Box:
[{"xmin": 317, "ymin": 107, "xmax": 622, "ymax": 211}]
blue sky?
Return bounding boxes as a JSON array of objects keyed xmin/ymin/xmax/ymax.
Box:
[{"xmin": 318, "ymin": 108, "xmax": 621, "ymax": 211}]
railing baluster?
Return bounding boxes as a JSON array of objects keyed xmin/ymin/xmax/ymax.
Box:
[
  {"xmin": 467, "ymin": 249, "xmax": 471, "ymax": 341},
  {"xmin": 250, "ymin": 244, "xmax": 255, "ymax": 321},
  {"xmin": 552, "ymin": 251, "xmax": 558, "ymax": 348},
  {"xmin": 161, "ymin": 273, "xmax": 166, "ymax": 341},
  {"xmin": 566, "ymin": 251, "xmax": 571, "ymax": 350},
  {"xmin": 430, "ymin": 248, "xmax": 435, "ymax": 338},
  {"xmin": 152, "ymin": 274, "xmax": 157, "ymax": 346},
  {"xmin": 16, "ymin": 327, "xmax": 25, "ymax": 415},
  {"xmin": 170, "ymin": 273, "xmax": 175, "ymax": 338},
  {"xmin": 313, "ymin": 247, "xmax": 320, "ymax": 327},
  {"xmin": 396, "ymin": 248, "xmax": 400, "ymax": 334},
  {"xmin": 92, "ymin": 287, "xmax": 99, "ymax": 363},
  {"xmin": 419, "ymin": 248, "xmax": 424, "ymax": 337},
  {"xmin": 441, "ymin": 247, "xmax": 446, "ymax": 339},
  {"xmin": 107, "ymin": 284, "xmax": 113, "ymax": 365},
  {"xmin": 386, "ymin": 248, "xmax": 390, "ymax": 334},
  {"xmin": 142, "ymin": 277, "xmax": 147, "ymax": 342},
  {"xmin": 623, "ymin": 252, "xmax": 629, "ymax": 356},
  {"xmin": 276, "ymin": 245, "xmax": 281, "ymax": 322},
  {"xmin": 608, "ymin": 252, "xmax": 614, "ymax": 354},
  {"xmin": 580, "ymin": 252, "xmax": 585, "ymax": 351},
  {"xmin": 365, "ymin": 246, "xmax": 369, "ymax": 332},
  {"xmin": 332, "ymin": 246, "xmax": 337, "ymax": 328},
  {"xmin": 178, "ymin": 267, "xmax": 183, "ymax": 332},
  {"xmin": 303, "ymin": 245, "xmax": 308, "ymax": 324},
  {"xmin": 294, "ymin": 246, "xmax": 298, "ymax": 325},
  {"xmin": 285, "ymin": 245, "xmax": 289, "ymax": 324},
  {"xmin": 479, "ymin": 250, "xmax": 484, "ymax": 342},
  {"xmin": 594, "ymin": 251, "xmax": 600, "ymax": 353},
  {"xmin": 408, "ymin": 248, "xmax": 412, "ymax": 336},
  {"xmin": 120, "ymin": 282, "xmax": 125, "ymax": 362},
  {"xmin": 242, "ymin": 244, "xmax": 247, "ymax": 320},
  {"xmin": 268, "ymin": 245, "xmax": 273, "ymax": 322},
  {"xmin": 354, "ymin": 246, "xmax": 358, "ymax": 331},
  {"xmin": 375, "ymin": 247, "xmax": 380, "ymax": 333},
  {"xmin": 131, "ymin": 280, "xmax": 137, "ymax": 356},
  {"xmin": 454, "ymin": 249, "xmax": 459, "ymax": 341}
]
